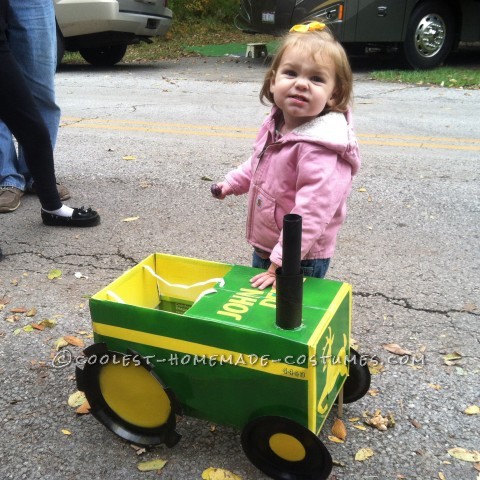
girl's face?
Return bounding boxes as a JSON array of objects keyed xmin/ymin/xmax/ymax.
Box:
[{"xmin": 270, "ymin": 47, "xmax": 337, "ymax": 131}]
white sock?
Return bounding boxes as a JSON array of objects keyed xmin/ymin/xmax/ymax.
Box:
[{"xmin": 43, "ymin": 205, "xmax": 74, "ymax": 217}]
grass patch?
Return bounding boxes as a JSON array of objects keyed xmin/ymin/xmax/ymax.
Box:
[{"xmin": 370, "ymin": 67, "xmax": 480, "ymax": 90}]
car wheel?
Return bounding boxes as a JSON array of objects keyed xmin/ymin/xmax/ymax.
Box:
[
  {"xmin": 402, "ymin": 0, "xmax": 456, "ymax": 69},
  {"xmin": 79, "ymin": 44, "xmax": 128, "ymax": 66},
  {"xmin": 56, "ymin": 24, "xmax": 65, "ymax": 69}
]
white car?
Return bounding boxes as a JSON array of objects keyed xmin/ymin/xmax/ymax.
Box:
[{"xmin": 54, "ymin": 0, "xmax": 173, "ymax": 66}]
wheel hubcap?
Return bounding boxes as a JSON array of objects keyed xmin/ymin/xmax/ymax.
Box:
[{"xmin": 414, "ymin": 14, "xmax": 446, "ymax": 57}]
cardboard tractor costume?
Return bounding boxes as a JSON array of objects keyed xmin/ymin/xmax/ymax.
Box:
[{"xmin": 77, "ymin": 215, "xmax": 370, "ymax": 480}]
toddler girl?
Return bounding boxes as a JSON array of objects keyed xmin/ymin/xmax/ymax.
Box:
[{"xmin": 212, "ymin": 22, "xmax": 360, "ymax": 289}]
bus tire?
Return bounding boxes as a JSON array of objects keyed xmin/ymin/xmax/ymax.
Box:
[{"xmin": 402, "ymin": 0, "xmax": 456, "ymax": 69}]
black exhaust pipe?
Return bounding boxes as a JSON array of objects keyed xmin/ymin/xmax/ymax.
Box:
[{"xmin": 275, "ymin": 214, "xmax": 303, "ymax": 329}]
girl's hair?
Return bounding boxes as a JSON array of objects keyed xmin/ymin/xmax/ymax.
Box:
[{"xmin": 260, "ymin": 26, "xmax": 353, "ymax": 113}]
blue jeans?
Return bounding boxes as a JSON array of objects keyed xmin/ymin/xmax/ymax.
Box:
[
  {"xmin": 252, "ymin": 251, "xmax": 331, "ymax": 279},
  {"xmin": 0, "ymin": 0, "xmax": 60, "ymax": 190}
]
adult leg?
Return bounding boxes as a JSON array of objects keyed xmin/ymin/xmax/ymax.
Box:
[
  {"xmin": 0, "ymin": 44, "xmax": 61, "ymax": 210},
  {"xmin": 0, "ymin": 0, "xmax": 61, "ymax": 188}
]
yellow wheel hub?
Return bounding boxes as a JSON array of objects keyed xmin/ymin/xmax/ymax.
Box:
[
  {"xmin": 99, "ymin": 362, "xmax": 171, "ymax": 428},
  {"xmin": 268, "ymin": 433, "xmax": 306, "ymax": 462}
]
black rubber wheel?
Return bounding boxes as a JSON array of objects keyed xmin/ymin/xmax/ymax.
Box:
[
  {"xmin": 402, "ymin": 0, "xmax": 456, "ymax": 69},
  {"xmin": 241, "ymin": 416, "xmax": 332, "ymax": 480},
  {"xmin": 76, "ymin": 343, "xmax": 181, "ymax": 446},
  {"xmin": 79, "ymin": 44, "xmax": 128, "ymax": 66},
  {"xmin": 341, "ymin": 348, "xmax": 371, "ymax": 404}
]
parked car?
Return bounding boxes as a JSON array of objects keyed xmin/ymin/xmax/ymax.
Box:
[
  {"xmin": 54, "ymin": 0, "xmax": 173, "ymax": 67},
  {"xmin": 236, "ymin": 0, "xmax": 480, "ymax": 69}
]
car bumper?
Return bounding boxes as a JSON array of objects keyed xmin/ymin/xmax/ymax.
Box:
[{"xmin": 55, "ymin": 0, "xmax": 172, "ymax": 38}]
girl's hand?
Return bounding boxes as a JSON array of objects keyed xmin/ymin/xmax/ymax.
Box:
[
  {"xmin": 210, "ymin": 182, "xmax": 232, "ymax": 200},
  {"xmin": 250, "ymin": 263, "xmax": 278, "ymax": 290}
]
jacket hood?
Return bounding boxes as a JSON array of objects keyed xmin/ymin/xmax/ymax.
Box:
[{"xmin": 270, "ymin": 107, "xmax": 361, "ymax": 176}]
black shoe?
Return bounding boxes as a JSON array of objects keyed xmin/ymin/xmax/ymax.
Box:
[{"xmin": 41, "ymin": 206, "xmax": 100, "ymax": 227}]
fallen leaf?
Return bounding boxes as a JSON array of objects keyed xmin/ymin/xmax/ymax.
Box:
[
  {"xmin": 474, "ymin": 462, "xmax": 480, "ymax": 472},
  {"xmin": 22, "ymin": 325, "xmax": 34, "ymax": 332},
  {"xmin": 368, "ymin": 388, "xmax": 380, "ymax": 396},
  {"xmin": 47, "ymin": 269, "xmax": 62, "ymax": 280},
  {"xmin": 61, "ymin": 429, "xmax": 72, "ymax": 435},
  {"xmin": 122, "ymin": 155, "xmax": 136, "ymax": 161},
  {"xmin": 68, "ymin": 391, "xmax": 86, "ymax": 408},
  {"xmin": 0, "ymin": 296, "xmax": 11, "ymax": 306},
  {"xmin": 464, "ymin": 405, "xmax": 479, "ymax": 415},
  {"xmin": 368, "ymin": 361, "xmax": 385, "ymax": 375},
  {"xmin": 122, "ymin": 216, "xmax": 140, "ymax": 222},
  {"xmin": 353, "ymin": 424, "xmax": 367, "ymax": 431},
  {"xmin": 201, "ymin": 175, "xmax": 213, "ymax": 181},
  {"xmin": 25, "ymin": 307, "xmax": 37, "ymax": 317},
  {"xmin": 409, "ymin": 418, "xmax": 422, "ymax": 429},
  {"xmin": 447, "ymin": 447, "xmax": 480, "ymax": 462},
  {"xmin": 201, "ymin": 467, "xmax": 242, "ymax": 480},
  {"xmin": 31, "ymin": 323, "xmax": 45, "ymax": 331},
  {"xmin": 75, "ymin": 400, "xmax": 90, "ymax": 414},
  {"xmin": 39, "ymin": 318, "xmax": 57, "ymax": 329},
  {"xmin": 10, "ymin": 307, "xmax": 27, "ymax": 313},
  {"xmin": 331, "ymin": 418, "xmax": 347, "ymax": 440},
  {"xmin": 355, "ymin": 448, "xmax": 374, "ymax": 461},
  {"xmin": 438, "ymin": 473, "xmax": 446, "ymax": 480},
  {"xmin": 63, "ymin": 335, "xmax": 85, "ymax": 348},
  {"xmin": 365, "ymin": 410, "xmax": 389, "ymax": 431},
  {"xmin": 443, "ymin": 352, "xmax": 462, "ymax": 365},
  {"xmin": 328, "ymin": 435, "xmax": 344, "ymax": 443},
  {"xmin": 357, "ymin": 187, "xmax": 367, "ymax": 192},
  {"xmin": 348, "ymin": 417, "xmax": 360, "ymax": 422},
  {"xmin": 383, "ymin": 343, "xmax": 412, "ymax": 356},
  {"xmin": 137, "ymin": 459, "xmax": 167, "ymax": 472},
  {"xmin": 130, "ymin": 444, "xmax": 147, "ymax": 455},
  {"xmin": 428, "ymin": 383, "xmax": 442, "ymax": 390},
  {"xmin": 461, "ymin": 302, "xmax": 477, "ymax": 312}
]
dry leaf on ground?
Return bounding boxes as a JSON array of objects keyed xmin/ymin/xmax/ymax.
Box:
[
  {"xmin": 464, "ymin": 405, "xmax": 479, "ymax": 415},
  {"xmin": 75, "ymin": 400, "xmax": 90, "ymax": 414},
  {"xmin": 331, "ymin": 418, "xmax": 347, "ymax": 440},
  {"xmin": 68, "ymin": 391, "xmax": 86, "ymax": 408},
  {"xmin": 443, "ymin": 352, "xmax": 462, "ymax": 365},
  {"xmin": 63, "ymin": 335, "xmax": 85, "ymax": 348},
  {"xmin": 383, "ymin": 343, "xmax": 412, "ymax": 356},
  {"xmin": 355, "ymin": 448, "xmax": 374, "ymax": 461},
  {"xmin": 201, "ymin": 467, "xmax": 242, "ymax": 480},
  {"xmin": 47, "ymin": 269, "xmax": 62, "ymax": 280},
  {"xmin": 137, "ymin": 459, "xmax": 167, "ymax": 472},
  {"xmin": 447, "ymin": 447, "xmax": 480, "ymax": 462}
]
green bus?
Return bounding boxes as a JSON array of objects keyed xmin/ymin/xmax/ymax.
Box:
[{"xmin": 236, "ymin": 0, "xmax": 480, "ymax": 69}]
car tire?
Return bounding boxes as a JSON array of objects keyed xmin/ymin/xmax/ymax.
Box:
[
  {"xmin": 79, "ymin": 44, "xmax": 128, "ymax": 66},
  {"xmin": 56, "ymin": 24, "xmax": 65, "ymax": 69},
  {"xmin": 402, "ymin": 0, "xmax": 456, "ymax": 69}
]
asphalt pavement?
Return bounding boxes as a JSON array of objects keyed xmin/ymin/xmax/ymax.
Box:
[{"xmin": 0, "ymin": 55, "xmax": 479, "ymax": 480}]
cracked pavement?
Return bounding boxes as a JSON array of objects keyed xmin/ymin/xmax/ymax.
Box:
[{"xmin": 0, "ymin": 56, "xmax": 479, "ymax": 480}]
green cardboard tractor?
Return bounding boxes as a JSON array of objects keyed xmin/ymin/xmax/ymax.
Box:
[{"xmin": 76, "ymin": 215, "xmax": 370, "ymax": 479}]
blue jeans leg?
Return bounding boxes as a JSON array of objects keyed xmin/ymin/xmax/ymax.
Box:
[
  {"xmin": 252, "ymin": 251, "xmax": 331, "ymax": 279},
  {"xmin": 0, "ymin": 0, "xmax": 60, "ymax": 189}
]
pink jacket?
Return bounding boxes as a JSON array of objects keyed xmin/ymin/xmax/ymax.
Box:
[{"xmin": 225, "ymin": 106, "xmax": 361, "ymax": 266}]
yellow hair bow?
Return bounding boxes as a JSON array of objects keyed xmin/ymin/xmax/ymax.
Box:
[{"xmin": 289, "ymin": 21, "xmax": 326, "ymax": 33}]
